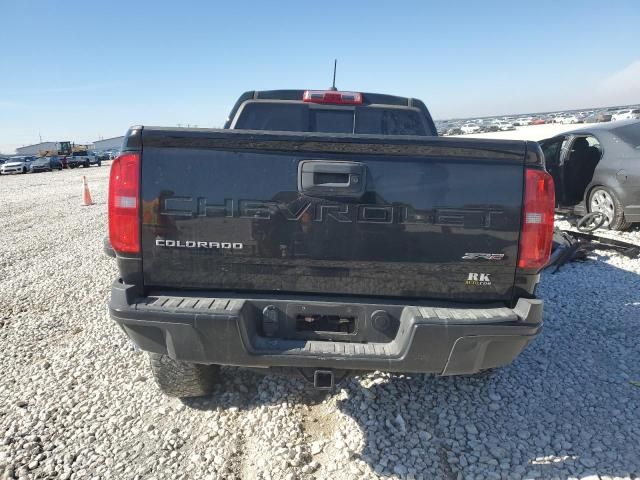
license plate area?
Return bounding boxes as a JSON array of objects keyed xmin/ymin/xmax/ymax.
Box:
[
  {"xmin": 296, "ymin": 314, "xmax": 356, "ymax": 334},
  {"xmin": 254, "ymin": 300, "xmax": 399, "ymax": 344},
  {"xmin": 284, "ymin": 303, "xmax": 362, "ymax": 341}
]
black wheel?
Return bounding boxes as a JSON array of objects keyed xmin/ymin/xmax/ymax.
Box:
[
  {"xmin": 149, "ymin": 353, "xmax": 219, "ymax": 398},
  {"xmin": 588, "ymin": 186, "xmax": 630, "ymax": 231},
  {"xmin": 83, "ymin": 161, "xmax": 90, "ymax": 168},
  {"xmin": 577, "ymin": 212, "xmax": 606, "ymax": 232},
  {"xmin": 97, "ymin": 161, "xmax": 101, "ymax": 167},
  {"xmin": 22, "ymin": 167, "xmax": 27, "ymax": 174}
]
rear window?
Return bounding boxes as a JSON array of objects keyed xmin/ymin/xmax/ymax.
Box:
[
  {"xmin": 234, "ymin": 102, "xmax": 427, "ymax": 135},
  {"xmin": 234, "ymin": 103, "xmax": 308, "ymax": 132},
  {"xmin": 613, "ymin": 124, "xmax": 640, "ymax": 149},
  {"xmin": 355, "ymin": 108, "xmax": 425, "ymax": 135},
  {"xmin": 311, "ymin": 109, "xmax": 354, "ymax": 133}
]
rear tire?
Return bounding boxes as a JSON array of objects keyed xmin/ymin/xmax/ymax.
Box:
[
  {"xmin": 149, "ymin": 353, "xmax": 219, "ymax": 398},
  {"xmin": 588, "ymin": 186, "xmax": 630, "ymax": 231}
]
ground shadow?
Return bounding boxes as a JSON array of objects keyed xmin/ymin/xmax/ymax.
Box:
[
  {"xmin": 184, "ymin": 253, "xmax": 640, "ymax": 479},
  {"xmin": 339, "ymin": 256, "xmax": 640, "ymax": 479},
  {"xmin": 182, "ymin": 367, "xmax": 330, "ymax": 412}
]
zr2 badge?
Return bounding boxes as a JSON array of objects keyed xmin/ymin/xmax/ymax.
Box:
[{"xmin": 462, "ymin": 253, "xmax": 504, "ymax": 260}]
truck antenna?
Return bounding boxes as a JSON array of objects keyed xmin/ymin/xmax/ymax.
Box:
[{"xmin": 330, "ymin": 59, "xmax": 338, "ymax": 91}]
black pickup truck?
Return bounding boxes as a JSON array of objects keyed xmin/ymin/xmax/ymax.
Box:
[{"xmin": 107, "ymin": 89, "xmax": 554, "ymax": 397}]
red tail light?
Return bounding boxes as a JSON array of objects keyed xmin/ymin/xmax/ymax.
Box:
[
  {"xmin": 108, "ymin": 152, "xmax": 140, "ymax": 254},
  {"xmin": 518, "ymin": 168, "xmax": 555, "ymax": 270},
  {"xmin": 303, "ymin": 90, "xmax": 363, "ymax": 105}
]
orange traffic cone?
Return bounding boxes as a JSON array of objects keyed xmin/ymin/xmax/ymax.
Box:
[{"xmin": 82, "ymin": 176, "xmax": 94, "ymax": 206}]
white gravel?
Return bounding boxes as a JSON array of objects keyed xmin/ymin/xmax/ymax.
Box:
[{"xmin": 1, "ymin": 167, "xmax": 639, "ymax": 480}]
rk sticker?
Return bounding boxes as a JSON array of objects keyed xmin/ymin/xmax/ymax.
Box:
[{"xmin": 465, "ymin": 273, "xmax": 492, "ymax": 286}]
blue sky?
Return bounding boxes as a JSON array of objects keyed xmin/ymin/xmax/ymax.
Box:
[{"xmin": 1, "ymin": 0, "xmax": 639, "ymax": 153}]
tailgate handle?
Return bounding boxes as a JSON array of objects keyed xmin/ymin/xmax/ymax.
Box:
[{"xmin": 298, "ymin": 160, "xmax": 366, "ymax": 197}]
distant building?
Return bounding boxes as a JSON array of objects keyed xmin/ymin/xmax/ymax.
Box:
[
  {"xmin": 93, "ymin": 136, "xmax": 124, "ymax": 152},
  {"xmin": 15, "ymin": 142, "xmax": 58, "ymax": 156}
]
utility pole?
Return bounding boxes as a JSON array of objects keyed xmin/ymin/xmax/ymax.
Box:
[{"xmin": 39, "ymin": 132, "xmax": 42, "ymax": 143}]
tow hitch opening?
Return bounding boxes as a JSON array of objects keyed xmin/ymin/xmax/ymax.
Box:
[{"xmin": 313, "ymin": 370, "xmax": 335, "ymax": 390}]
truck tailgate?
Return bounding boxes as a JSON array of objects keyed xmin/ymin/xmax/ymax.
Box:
[{"xmin": 139, "ymin": 129, "xmax": 526, "ymax": 302}]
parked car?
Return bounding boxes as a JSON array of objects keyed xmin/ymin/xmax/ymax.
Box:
[
  {"xmin": 0, "ymin": 156, "xmax": 35, "ymax": 175},
  {"xmin": 492, "ymin": 120, "xmax": 515, "ymax": 131},
  {"xmin": 30, "ymin": 156, "xmax": 62, "ymax": 173},
  {"xmin": 612, "ymin": 109, "xmax": 640, "ymax": 122},
  {"xmin": 106, "ymin": 88, "xmax": 552, "ymax": 398},
  {"xmin": 531, "ymin": 118, "xmax": 546, "ymax": 125},
  {"xmin": 539, "ymin": 119, "xmax": 640, "ymax": 230},
  {"xmin": 583, "ymin": 113, "xmax": 600, "ymax": 124},
  {"xmin": 560, "ymin": 115, "xmax": 580, "ymax": 124},
  {"xmin": 95, "ymin": 151, "xmax": 112, "ymax": 161},
  {"xmin": 67, "ymin": 152, "xmax": 101, "ymax": 168},
  {"xmin": 480, "ymin": 123, "xmax": 500, "ymax": 133},
  {"xmin": 611, "ymin": 110, "xmax": 629, "ymax": 122},
  {"xmin": 460, "ymin": 123, "xmax": 480, "ymax": 134}
]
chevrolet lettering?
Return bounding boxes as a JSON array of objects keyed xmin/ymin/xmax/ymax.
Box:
[{"xmin": 160, "ymin": 197, "xmax": 505, "ymax": 228}]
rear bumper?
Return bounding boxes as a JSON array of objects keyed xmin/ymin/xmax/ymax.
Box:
[{"xmin": 109, "ymin": 281, "xmax": 543, "ymax": 376}]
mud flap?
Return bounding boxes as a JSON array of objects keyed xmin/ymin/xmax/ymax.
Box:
[{"xmin": 441, "ymin": 335, "xmax": 533, "ymax": 376}]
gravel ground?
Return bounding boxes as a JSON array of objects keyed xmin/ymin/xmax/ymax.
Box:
[{"xmin": 1, "ymin": 167, "xmax": 639, "ymax": 480}]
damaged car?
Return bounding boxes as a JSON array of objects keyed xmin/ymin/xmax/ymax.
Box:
[{"xmin": 540, "ymin": 120, "xmax": 640, "ymax": 230}]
